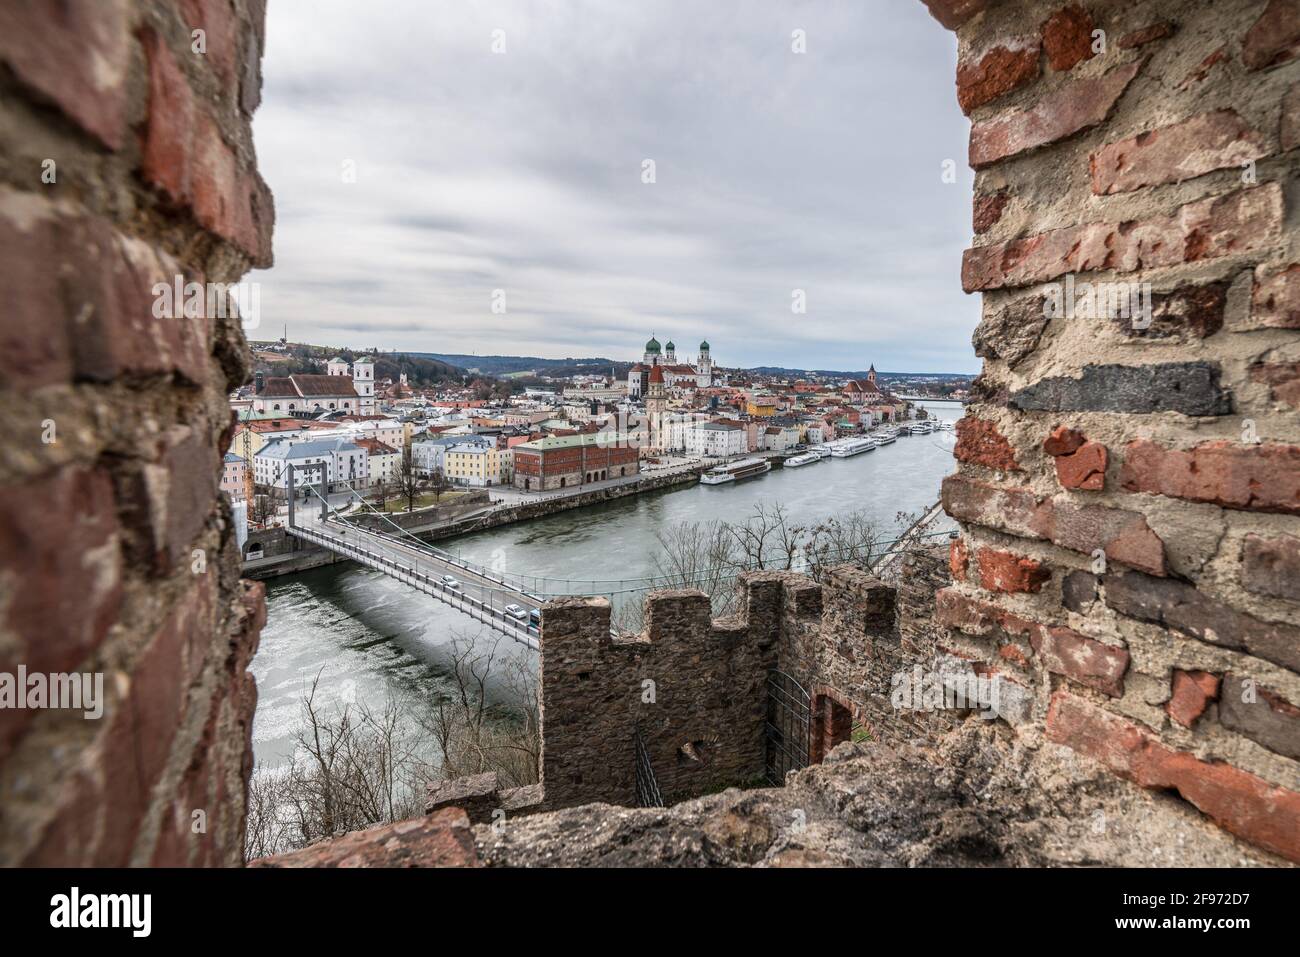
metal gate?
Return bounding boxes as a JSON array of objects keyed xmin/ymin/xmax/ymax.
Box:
[
  {"xmin": 633, "ymin": 727, "xmax": 665, "ymax": 807},
  {"xmin": 764, "ymin": 670, "xmax": 811, "ymax": 785}
]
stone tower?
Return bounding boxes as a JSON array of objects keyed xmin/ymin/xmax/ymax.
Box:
[{"xmin": 646, "ymin": 362, "xmax": 667, "ymax": 450}]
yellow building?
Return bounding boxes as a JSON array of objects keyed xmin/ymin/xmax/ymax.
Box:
[
  {"xmin": 746, "ymin": 396, "xmax": 778, "ymax": 417},
  {"xmin": 444, "ymin": 443, "xmax": 502, "ymax": 487}
]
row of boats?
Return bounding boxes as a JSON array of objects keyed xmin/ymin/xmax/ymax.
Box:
[{"xmin": 699, "ymin": 419, "xmax": 952, "ymax": 484}]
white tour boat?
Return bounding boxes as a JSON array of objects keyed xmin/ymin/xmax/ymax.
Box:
[
  {"xmin": 784, "ymin": 451, "xmax": 821, "ymax": 467},
  {"xmin": 700, "ymin": 457, "xmax": 773, "ymax": 485},
  {"xmin": 829, "ymin": 437, "xmax": 878, "ymax": 457}
]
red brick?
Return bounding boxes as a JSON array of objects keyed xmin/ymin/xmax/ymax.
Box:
[
  {"xmin": 920, "ymin": 0, "xmax": 989, "ymax": 30},
  {"xmin": 0, "ymin": 189, "xmax": 213, "ymax": 392},
  {"xmin": 1054, "ymin": 441, "xmax": 1107, "ymax": 490},
  {"xmin": 96, "ymin": 585, "xmax": 206, "ymax": 865},
  {"xmin": 998, "ymin": 643, "xmax": 1030, "ymax": 667},
  {"xmin": 1243, "ymin": 0, "xmax": 1300, "ymax": 71},
  {"xmin": 1030, "ymin": 626, "xmax": 1130, "ymax": 697},
  {"xmin": 0, "ymin": 468, "xmax": 121, "ymax": 764},
  {"xmin": 977, "ymin": 547, "xmax": 1051, "ymax": 593},
  {"xmin": 1251, "ymin": 262, "xmax": 1300, "ymax": 328},
  {"xmin": 957, "ymin": 37, "xmax": 1041, "ymax": 114},
  {"xmin": 935, "ymin": 589, "xmax": 1127, "ymax": 695},
  {"xmin": 1167, "ymin": 670, "xmax": 1220, "ymax": 728},
  {"xmin": 973, "ymin": 190, "xmax": 1010, "ymax": 234},
  {"xmin": 950, "ymin": 536, "xmax": 970, "ymax": 581},
  {"xmin": 954, "ymin": 416, "xmax": 1021, "ymax": 471},
  {"xmin": 182, "ymin": 0, "xmax": 240, "ymax": 87},
  {"xmin": 963, "ymin": 183, "xmax": 1284, "ymax": 291},
  {"xmin": 969, "ymin": 60, "xmax": 1141, "ymax": 169},
  {"xmin": 1178, "ymin": 48, "xmax": 1229, "ymax": 90},
  {"xmin": 1046, "ymin": 691, "xmax": 1300, "ymax": 863},
  {"xmin": 0, "ymin": 0, "xmax": 129, "ymax": 149},
  {"xmin": 250, "ymin": 808, "xmax": 479, "ymax": 867},
  {"xmin": 1043, "ymin": 425, "xmax": 1085, "ymax": 457},
  {"xmin": 0, "ymin": 469, "xmax": 120, "ymax": 677},
  {"xmin": 935, "ymin": 588, "xmax": 1045, "ymax": 645},
  {"xmin": 140, "ymin": 30, "xmax": 273, "ymax": 266},
  {"xmin": 1117, "ymin": 21, "xmax": 1176, "ymax": 49},
  {"xmin": 1121, "ymin": 440, "xmax": 1300, "ymax": 515},
  {"xmin": 1250, "ymin": 361, "xmax": 1300, "ymax": 409},
  {"xmin": 942, "ymin": 474, "xmax": 1167, "ymax": 575},
  {"xmin": 1090, "ymin": 110, "xmax": 1266, "ymax": 195},
  {"xmin": 1041, "ymin": 4, "xmax": 1095, "ymax": 71},
  {"xmin": 1242, "ymin": 533, "xmax": 1300, "ymax": 602}
]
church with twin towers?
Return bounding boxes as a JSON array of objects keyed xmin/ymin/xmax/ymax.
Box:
[{"xmin": 626, "ymin": 335, "xmax": 715, "ymax": 398}]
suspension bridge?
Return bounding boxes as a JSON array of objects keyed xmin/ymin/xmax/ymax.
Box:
[{"xmin": 283, "ymin": 464, "xmax": 953, "ymax": 647}]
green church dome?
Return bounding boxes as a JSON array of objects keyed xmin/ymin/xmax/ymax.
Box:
[{"xmin": 645, "ymin": 336, "xmax": 661, "ymax": 353}]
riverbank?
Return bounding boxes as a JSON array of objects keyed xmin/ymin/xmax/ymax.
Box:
[{"xmin": 243, "ymin": 464, "xmax": 709, "ymax": 580}]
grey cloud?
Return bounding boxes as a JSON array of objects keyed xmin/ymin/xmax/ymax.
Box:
[{"xmin": 252, "ymin": 0, "xmax": 978, "ymax": 373}]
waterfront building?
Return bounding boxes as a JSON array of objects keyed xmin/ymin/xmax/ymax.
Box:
[
  {"xmin": 511, "ymin": 432, "xmax": 640, "ymax": 491},
  {"xmin": 684, "ymin": 421, "xmax": 746, "ymax": 459},
  {"xmin": 444, "ymin": 442, "xmax": 503, "ymax": 487}
]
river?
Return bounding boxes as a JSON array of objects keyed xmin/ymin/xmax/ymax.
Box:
[{"xmin": 250, "ymin": 400, "xmax": 963, "ymax": 766}]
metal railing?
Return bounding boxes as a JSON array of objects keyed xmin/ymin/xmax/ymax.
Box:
[{"xmin": 289, "ymin": 521, "xmax": 539, "ymax": 650}]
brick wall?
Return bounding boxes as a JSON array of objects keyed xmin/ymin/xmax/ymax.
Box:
[
  {"xmin": 925, "ymin": 0, "xmax": 1300, "ymax": 862},
  {"xmin": 0, "ymin": 0, "xmax": 271, "ymax": 865}
]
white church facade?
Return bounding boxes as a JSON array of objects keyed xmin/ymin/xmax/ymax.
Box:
[{"xmin": 627, "ymin": 337, "xmax": 715, "ymax": 398}]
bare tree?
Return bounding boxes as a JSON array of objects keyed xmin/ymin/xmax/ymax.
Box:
[
  {"xmin": 244, "ymin": 631, "xmax": 539, "ymax": 861},
  {"xmin": 428, "ymin": 467, "xmax": 452, "ymax": 504},
  {"xmin": 395, "ymin": 444, "xmax": 424, "ymax": 512}
]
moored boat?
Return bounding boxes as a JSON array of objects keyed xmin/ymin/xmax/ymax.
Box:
[
  {"xmin": 829, "ymin": 437, "xmax": 877, "ymax": 457},
  {"xmin": 784, "ymin": 451, "xmax": 821, "ymax": 467},
  {"xmin": 700, "ymin": 457, "xmax": 773, "ymax": 484}
]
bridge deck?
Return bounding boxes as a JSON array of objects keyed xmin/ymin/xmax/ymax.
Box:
[{"xmin": 288, "ymin": 513, "xmax": 541, "ymax": 648}]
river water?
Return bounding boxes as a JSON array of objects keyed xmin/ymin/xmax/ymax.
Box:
[{"xmin": 250, "ymin": 400, "xmax": 962, "ymax": 766}]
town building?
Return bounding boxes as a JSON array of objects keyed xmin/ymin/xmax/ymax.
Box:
[
  {"xmin": 684, "ymin": 421, "xmax": 746, "ymax": 459},
  {"xmin": 253, "ymin": 436, "xmax": 368, "ymax": 497},
  {"xmin": 444, "ymin": 442, "xmax": 503, "ymax": 487},
  {"xmin": 326, "ymin": 355, "xmax": 377, "ymax": 415},
  {"xmin": 512, "ymin": 432, "xmax": 639, "ymax": 491},
  {"xmin": 220, "ymin": 453, "xmax": 246, "ymax": 501},
  {"xmin": 353, "ymin": 437, "xmax": 400, "ymax": 488},
  {"xmin": 251, "ymin": 372, "xmax": 362, "ymax": 416}
]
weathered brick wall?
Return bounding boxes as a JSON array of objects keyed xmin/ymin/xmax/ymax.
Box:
[
  {"xmin": 0, "ymin": 0, "xmax": 271, "ymax": 865},
  {"xmin": 925, "ymin": 0, "xmax": 1300, "ymax": 862}
]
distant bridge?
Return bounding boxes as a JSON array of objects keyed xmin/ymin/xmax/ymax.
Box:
[{"xmin": 286, "ymin": 467, "xmax": 544, "ymax": 647}]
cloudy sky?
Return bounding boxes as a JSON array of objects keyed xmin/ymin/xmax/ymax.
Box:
[{"xmin": 252, "ymin": 1, "xmax": 976, "ymax": 374}]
